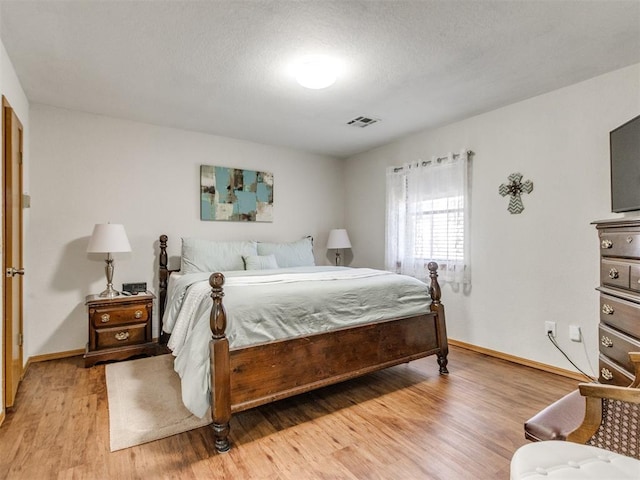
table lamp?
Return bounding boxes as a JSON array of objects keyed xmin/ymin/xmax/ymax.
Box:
[
  {"xmin": 87, "ymin": 223, "xmax": 131, "ymax": 298},
  {"xmin": 327, "ymin": 229, "xmax": 352, "ymax": 266}
]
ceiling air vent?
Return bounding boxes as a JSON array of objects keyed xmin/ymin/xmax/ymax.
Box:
[{"xmin": 347, "ymin": 116, "xmax": 380, "ymax": 128}]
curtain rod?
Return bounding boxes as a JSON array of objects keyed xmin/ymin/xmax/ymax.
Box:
[
  {"xmin": 435, "ymin": 150, "xmax": 474, "ymax": 162},
  {"xmin": 393, "ymin": 150, "xmax": 474, "ymax": 173}
]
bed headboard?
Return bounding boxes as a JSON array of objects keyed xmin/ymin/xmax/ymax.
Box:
[{"xmin": 157, "ymin": 233, "xmax": 321, "ymax": 344}]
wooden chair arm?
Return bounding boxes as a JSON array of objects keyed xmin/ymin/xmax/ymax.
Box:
[
  {"xmin": 567, "ymin": 352, "xmax": 640, "ymax": 448},
  {"xmin": 566, "ymin": 396, "xmax": 603, "ymax": 444},
  {"xmin": 577, "ymin": 383, "xmax": 640, "ymax": 403}
]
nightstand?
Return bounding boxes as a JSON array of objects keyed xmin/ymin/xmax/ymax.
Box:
[{"xmin": 84, "ymin": 292, "xmax": 158, "ymax": 367}]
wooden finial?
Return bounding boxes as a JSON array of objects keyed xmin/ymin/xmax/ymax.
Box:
[
  {"xmin": 159, "ymin": 235, "xmax": 168, "ymax": 271},
  {"xmin": 427, "ymin": 262, "xmax": 441, "ymax": 305},
  {"xmin": 209, "ymin": 273, "xmax": 226, "ymax": 339}
]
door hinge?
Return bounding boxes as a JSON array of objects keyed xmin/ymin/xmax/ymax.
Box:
[{"xmin": 18, "ymin": 333, "xmax": 23, "ymax": 347}]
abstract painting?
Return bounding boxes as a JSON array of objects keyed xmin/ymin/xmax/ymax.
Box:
[{"xmin": 200, "ymin": 165, "xmax": 274, "ymax": 222}]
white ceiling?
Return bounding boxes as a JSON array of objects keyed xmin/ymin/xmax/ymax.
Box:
[{"xmin": 1, "ymin": 1, "xmax": 639, "ymax": 158}]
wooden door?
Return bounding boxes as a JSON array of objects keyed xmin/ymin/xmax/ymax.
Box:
[{"xmin": 3, "ymin": 98, "xmax": 24, "ymax": 408}]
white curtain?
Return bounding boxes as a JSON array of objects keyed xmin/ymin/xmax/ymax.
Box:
[{"xmin": 385, "ymin": 150, "xmax": 470, "ymax": 285}]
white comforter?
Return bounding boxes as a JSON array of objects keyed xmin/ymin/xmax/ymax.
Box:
[{"xmin": 163, "ymin": 266, "xmax": 431, "ymax": 417}]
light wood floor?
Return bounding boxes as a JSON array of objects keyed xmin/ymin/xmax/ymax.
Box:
[{"xmin": 0, "ymin": 345, "xmax": 578, "ymax": 479}]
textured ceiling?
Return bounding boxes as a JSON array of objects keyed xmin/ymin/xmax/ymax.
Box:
[{"xmin": 1, "ymin": 1, "xmax": 639, "ymax": 158}]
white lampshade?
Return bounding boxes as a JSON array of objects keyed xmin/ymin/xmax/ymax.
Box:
[
  {"xmin": 327, "ymin": 229, "xmax": 352, "ymax": 249},
  {"xmin": 87, "ymin": 224, "xmax": 131, "ymax": 253}
]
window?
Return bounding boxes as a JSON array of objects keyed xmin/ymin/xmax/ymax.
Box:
[
  {"xmin": 385, "ymin": 151, "xmax": 470, "ymax": 285},
  {"xmin": 414, "ymin": 196, "xmax": 464, "ymax": 261}
]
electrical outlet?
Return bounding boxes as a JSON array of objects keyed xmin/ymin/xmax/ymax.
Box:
[
  {"xmin": 545, "ymin": 321, "xmax": 556, "ymax": 337},
  {"xmin": 569, "ymin": 325, "xmax": 582, "ymax": 342}
]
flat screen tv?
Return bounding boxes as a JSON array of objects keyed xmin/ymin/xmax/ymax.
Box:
[{"xmin": 610, "ymin": 114, "xmax": 640, "ymax": 213}]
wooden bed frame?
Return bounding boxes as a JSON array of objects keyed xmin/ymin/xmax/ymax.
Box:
[{"xmin": 158, "ymin": 234, "xmax": 449, "ymax": 453}]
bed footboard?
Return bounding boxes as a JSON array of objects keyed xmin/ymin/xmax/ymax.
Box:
[{"xmin": 205, "ymin": 262, "xmax": 448, "ymax": 453}]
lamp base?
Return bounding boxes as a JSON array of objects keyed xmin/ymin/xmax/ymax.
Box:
[
  {"xmin": 98, "ymin": 285, "xmax": 121, "ymax": 298},
  {"xmin": 98, "ymin": 254, "xmax": 120, "ymax": 298}
]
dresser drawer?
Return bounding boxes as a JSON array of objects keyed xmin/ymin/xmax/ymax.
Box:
[
  {"xmin": 600, "ymin": 259, "xmax": 630, "ymax": 289},
  {"xmin": 599, "ymin": 293, "xmax": 640, "ymax": 338},
  {"xmin": 95, "ymin": 323, "xmax": 148, "ymax": 349},
  {"xmin": 90, "ymin": 303, "xmax": 149, "ymax": 328},
  {"xmin": 598, "ymin": 354, "xmax": 634, "ymax": 386},
  {"xmin": 630, "ymin": 264, "xmax": 640, "ymax": 293},
  {"xmin": 599, "ymin": 231, "xmax": 640, "ymax": 258},
  {"xmin": 599, "ymin": 323, "xmax": 640, "ymax": 372}
]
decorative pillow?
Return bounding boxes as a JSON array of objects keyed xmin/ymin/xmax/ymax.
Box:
[
  {"xmin": 256, "ymin": 237, "xmax": 315, "ymax": 268},
  {"xmin": 181, "ymin": 238, "xmax": 258, "ymax": 273},
  {"xmin": 243, "ymin": 254, "xmax": 279, "ymax": 271}
]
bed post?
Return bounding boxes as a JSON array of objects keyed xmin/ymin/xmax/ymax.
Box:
[
  {"xmin": 209, "ymin": 272, "xmax": 232, "ymax": 453},
  {"xmin": 158, "ymin": 235, "xmax": 169, "ymax": 345},
  {"xmin": 428, "ymin": 262, "xmax": 449, "ymax": 374}
]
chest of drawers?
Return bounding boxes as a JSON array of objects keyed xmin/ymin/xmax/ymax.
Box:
[
  {"xmin": 595, "ymin": 218, "xmax": 640, "ymax": 385},
  {"xmin": 84, "ymin": 292, "xmax": 158, "ymax": 367}
]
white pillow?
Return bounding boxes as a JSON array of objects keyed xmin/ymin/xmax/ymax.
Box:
[
  {"xmin": 243, "ymin": 254, "xmax": 279, "ymax": 270},
  {"xmin": 181, "ymin": 238, "xmax": 258, "ymax": 273},
  {"xmin": 256, "ymin": 237, "xmax": 315, "ymax": 268}
]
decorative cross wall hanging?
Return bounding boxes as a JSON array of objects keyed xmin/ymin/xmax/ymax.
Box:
[{"xmin": 499, "ymin": 172, "xmax": 533, "ymax": 214}]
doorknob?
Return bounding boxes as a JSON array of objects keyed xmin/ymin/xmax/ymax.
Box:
[{"xmin": 6, "ymin": 267, "xmax": 24, "ymax": 277}]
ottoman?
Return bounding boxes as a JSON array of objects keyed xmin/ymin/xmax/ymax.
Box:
[{"xmin": 510, "ymin": 441, "xmax": 640, "ymax": 479}]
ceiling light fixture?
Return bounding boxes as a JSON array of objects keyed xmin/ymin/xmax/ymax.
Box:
[{"xmin": 294, "ymin": 55, "xmax": 340, "ymax": 90}]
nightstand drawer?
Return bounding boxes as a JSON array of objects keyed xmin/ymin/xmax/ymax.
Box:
[
  {"xmin": 91, "ymin": 303, "xmax": 149, "ymax": 328},
  {"xmin": 599, "ymin": 293, "xmax": 640, "ymax": 338},
  {"xmin": 95, "ymin": 324, "xmax": 147, "ymax": 349},
  {"xmin": 599, "ymin": 323, "xmax": 640, "ymax": 373}
]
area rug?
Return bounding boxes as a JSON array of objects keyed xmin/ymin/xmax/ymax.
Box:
[{"xmin": 105, "ymin": 354, "xmax": 211, "ymax": 451}]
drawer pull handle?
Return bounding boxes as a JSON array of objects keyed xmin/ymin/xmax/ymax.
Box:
[
  {"xmin": 134, "ymin": 310, "xmax": 143, "ymax": 319},
  {"xmin": 627, "ymin": 236, "xmax": 634, "ymax": 244},
  {"xmin": 601, "ymin": 239, "xmax": 613, "ymax": 249},
  {"xmin": 115, "ymin": 331, "xmax": 130, "ymax": 341},
  {"xmin": 608, "ymin": 268, "xmax": 619, "ymax": 279},
  {"xmin": 602, "ymin": 304, "xmax": 615, "ymax": 315},
  {"xmin": 101, "ymin": 314, "xmax": 110, "ymax": 323},
  {"xmin": 601, "ymin": 368, "xmax": 613, "ymax": 381},
  {"xmin": 601, "ymin": 336, "xmax": 613, "ymax": 348}
]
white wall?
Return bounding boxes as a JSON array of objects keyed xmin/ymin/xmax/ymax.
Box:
[
  {"xmin": 344, "ymin": 64, "xmax": 640, "ymax": 375},
  {"xmin": 27, "ymin": 105, "xmax": 345, "ymax": 357},
  {"xmin": 0, "ymin": 39, "xmax": 30, "ymax": 416}
]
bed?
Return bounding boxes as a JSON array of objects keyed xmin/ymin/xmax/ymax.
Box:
[{"xmin": 158, "ymin": 234, "xmax": 449, "ymax": 453}]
